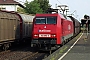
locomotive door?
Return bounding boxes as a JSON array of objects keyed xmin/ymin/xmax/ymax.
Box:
[
  {"xmin": 61, "ymin": 19, "xmax": 64, "ymax": 42},
  {"xmin": 61, "ymin": 19, "xmax": 64, "ymax": 35},
  {"xmin": 61, "ymin": 18, "xmax": 66, "ymax": 41}
]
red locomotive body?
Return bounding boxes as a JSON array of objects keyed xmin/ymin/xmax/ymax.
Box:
[{"xmin": 31, "ymin": 13, "xmax": 74, "ymax": 50}]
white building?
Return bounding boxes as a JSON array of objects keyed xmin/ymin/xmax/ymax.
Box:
[{"xmin": 0, "ymin": 0, "xmax": 24, "ymax": 11}]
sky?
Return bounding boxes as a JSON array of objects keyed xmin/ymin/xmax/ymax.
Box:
[{"xmin": 15, "ymin": 0, "xmax": 90, "ymax": 21}]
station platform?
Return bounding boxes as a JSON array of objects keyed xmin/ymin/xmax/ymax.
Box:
[{"xmin": 43, "ymin": 33, "xmax": 90, "ymax": 60}]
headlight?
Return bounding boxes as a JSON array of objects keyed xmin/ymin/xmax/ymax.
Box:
[
  {"xmin": 52, "ymin": 35, "xmax": 56, "ymax": 37},
  {"xmin": 34, "ymin": 34, "xmax": 38, "ymax": 37}
]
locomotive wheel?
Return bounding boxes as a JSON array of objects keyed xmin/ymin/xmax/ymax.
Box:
[
  {"xmin": 66, "ymin": 39, "xmax": 69, "ymax": 43},
  {"xmin": 3, "ymin": 43, "xmax": 10, "ymax": 51},
  {"xmin": 64, "ymin": 40, "xmax": 67, "ymax": 44},
  {"xmin": 60, "ymin": 42, "xmax": 65, "ymax": 47}
]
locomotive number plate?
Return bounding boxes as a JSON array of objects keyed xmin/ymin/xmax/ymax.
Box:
[{"xmin": 39, "ymin": 34, "xmax": 51, "ymax": 37}]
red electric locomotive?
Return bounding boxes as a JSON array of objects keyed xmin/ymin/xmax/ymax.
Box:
[{"xmin": 31, "ymin": 13, "xmax": 74, "ymax": 51}]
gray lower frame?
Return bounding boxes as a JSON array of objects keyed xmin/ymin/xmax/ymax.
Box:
[{"xmin": 61, "ymin": 33, "xmax": 73, "ymax": 42}]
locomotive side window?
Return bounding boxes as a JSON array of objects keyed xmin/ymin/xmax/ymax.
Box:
[{"xmin": 67, "ymin": 17, "xmax": 72, "ymax": 21}]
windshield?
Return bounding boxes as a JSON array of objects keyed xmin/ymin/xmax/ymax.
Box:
[{"xmin": 35, "ymin": 17, "xmax": 57, "ymax": 24}]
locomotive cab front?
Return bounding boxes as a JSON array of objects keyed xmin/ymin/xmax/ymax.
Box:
[{"xmin": 31, "ymin": 14, "xmax": 60, "ymax": 50}]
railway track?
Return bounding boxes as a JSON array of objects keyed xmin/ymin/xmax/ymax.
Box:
[
  {"xmin": 0, "ymin": 32, "xmax": 82, "ymax": 60},
  {"xmin": 0, "ymin": 43, "xmax": 49, "ymax": 60},
  {"xmin": 0, "ymin": 50, "xmax": 11, "ymax": 55}
]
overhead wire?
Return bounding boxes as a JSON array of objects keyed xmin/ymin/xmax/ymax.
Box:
[{"xmin": 57, "ymin": 0, "xmax": 62, "ymax": 4}]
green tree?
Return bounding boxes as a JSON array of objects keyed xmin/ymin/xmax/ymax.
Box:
[
  {"xmin": 17, "ymin": 7, "xmax": 25, "ymax": 13},
  {"xmin": 36, "ymin": 0, "xmax": 51, "ymax": 13},
  {"xmin": 24, "ymin": 1, "xmax": 43, "ymax": 14}
]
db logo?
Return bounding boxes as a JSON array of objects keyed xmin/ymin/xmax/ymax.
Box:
[
  {"xmin": 68, "ymin": 25, "xmax": 71, "ymax": 30},
  {"xmin": 38, "ymin": 30, "xmax": 51, "ymax": 32}
]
